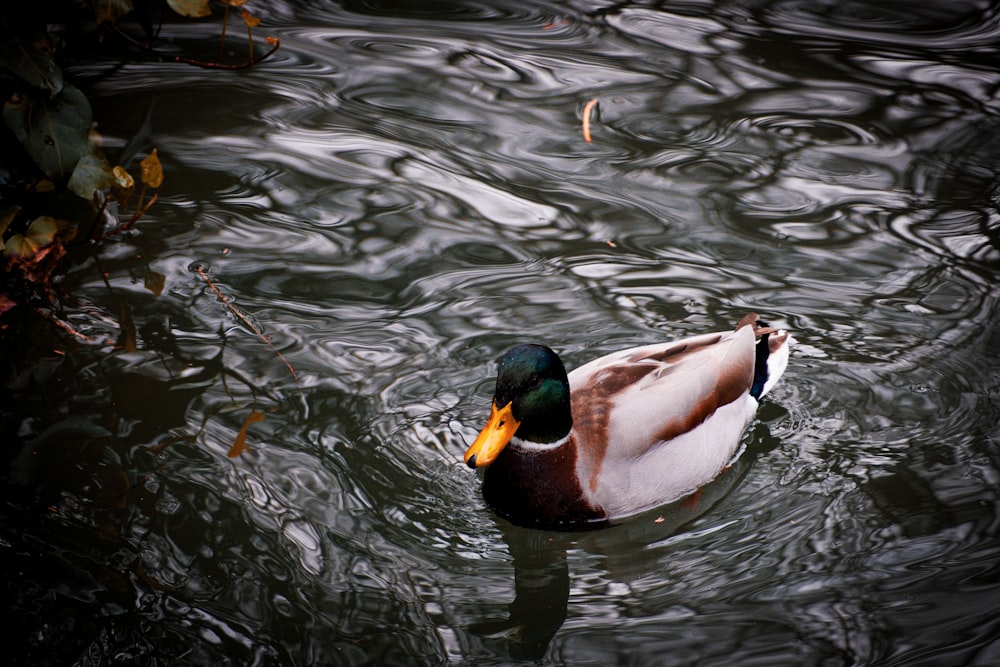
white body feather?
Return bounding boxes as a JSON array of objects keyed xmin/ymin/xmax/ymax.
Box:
[{"xmin": 559, "ymin": 325, "xmax": 790, "ymax": 519}]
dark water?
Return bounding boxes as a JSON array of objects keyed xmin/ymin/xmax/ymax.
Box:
[{"xmin": 4, "ymin": 1, "xmax": 1000, "ymax": 664}]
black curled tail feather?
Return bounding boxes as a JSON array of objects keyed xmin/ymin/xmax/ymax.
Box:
[
  {"xmin": 736, "ymin": 313, "xmax": 789, "ymax": 400},
  {"xmin": 750, "ymin": 322, "xmax": 771, "ymax": 400}
]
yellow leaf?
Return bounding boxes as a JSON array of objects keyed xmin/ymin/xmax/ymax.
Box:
[
  {"xmin": 27, "ymin": 216, "xmax": 58, "ymax": 244},
  {"xmin": 228, "ymin": 411, "xmax": 265, "ymax": 458},
  {"xmin": 3, "ymin": 216, "xmax": 58, "ymax": 258},
  {"xmin": 241, "ymin": 9, "xmax": 261, "ymax": 28},
  {"xmin": 220, "ymin": 0, "xmax": 248, "ymax": 6},
  {"xmin": 110, "ymin": 165, "xmax": 135, "ymax": 208},
  {"xmin": 140, "ymin": 149, "xmax": 163, "ymax": 188},
  {"xmin": 166, "ymin": 0, "xmax": 212, "ymax": 18},
  {"xmin": 3, "ymin": 235, "xmax": 30, "ymax": 258}
]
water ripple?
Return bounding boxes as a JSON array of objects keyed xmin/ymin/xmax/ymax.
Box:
[{"xmin": 8, "ymin": 1, "xmax": 1000, "ymax": 664}]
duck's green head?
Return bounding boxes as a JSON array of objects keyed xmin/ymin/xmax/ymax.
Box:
[{"xmin": 464, "ymin": 344, "xmax": 572, "ymax": 468}]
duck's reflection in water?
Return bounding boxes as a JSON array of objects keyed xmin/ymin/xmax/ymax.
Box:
[{"xmin": 470, "ymin": 443, "xmax": 762, "ymax": 661}]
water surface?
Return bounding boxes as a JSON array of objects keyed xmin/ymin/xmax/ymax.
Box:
[{"xmin": 3, "ymin": 1, "xmax": 1000, "ymax": 664}]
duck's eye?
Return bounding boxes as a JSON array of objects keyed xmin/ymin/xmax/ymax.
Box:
[{"xmin": 528, "ymin": 374, "xmax": 541, "ymax": 388}]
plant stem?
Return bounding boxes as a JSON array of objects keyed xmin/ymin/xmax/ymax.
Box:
[{"xmin": 216, "ymin": 5, "xmax": 230, "ymax": 64}]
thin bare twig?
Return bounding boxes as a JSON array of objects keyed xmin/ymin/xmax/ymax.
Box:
[
  {"xmin": 113, "ymin": 26, "xmax": 281, "ymax": 70},
  {"xmin": 34, "ymin": 307, "xmax": 93, "ymax": 342},
  {"xmin": 196, "ymin": 267, "xmax": 302, "ymax": 394}
]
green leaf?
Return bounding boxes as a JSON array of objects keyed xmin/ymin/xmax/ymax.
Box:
[
  {"xmin": 68, "ymin": 149, "xmax": 114, "ymax": 200},
  {"xmin": 167, "ymin": 0, "xmax": 212, "ymax": 18},
  {"xmin": 0, "ymin": 35, "xmax": 63, "ymax": 95},
  {"xmin": 3, "ymin": 84, "xmax": 93, "ymax": 179}
]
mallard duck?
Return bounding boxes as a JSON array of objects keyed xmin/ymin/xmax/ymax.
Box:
[{"xmin": 464, "ymin": 314, "xmax": 791, "ymax": 529}]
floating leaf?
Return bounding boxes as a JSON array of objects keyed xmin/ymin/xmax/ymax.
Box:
[
  {"xmin": 109, "ymin": 165, "xmax": 135, "ymax": 208},
  {"xmin": 582, "ymin": 98, "xmax": 598, "ymax": 143},
  {"xmin": 241, "ymin": 9, "xmax": 260, "ymax": 28},
  {"xmin": 68, "ymin": 148, "xmax": 114, "ymax": 200},
  {"xmin": 3, "ymin": 216, "xmax": 58, "ymax": 258},
  {"xmin": 144, "ymin": 269, "xmax": 165, "ymax": 296},
  {"xmin": 140, "ymin": 149, "xmax": 163, "ymax": 188},
  {"xmin": 228, "ymin": 410, "xmax": 265, "ymax": 458},
  {"xmin": 0, "ymin": 36, "xmax": 63, "ymax": 95},
  {"xmin": 3, "ymin": 84, "xmax": 92, "ymax": 179},
  {"xmin": 166, "ymin": 0, "xmax": 212, "ymax": 18}
]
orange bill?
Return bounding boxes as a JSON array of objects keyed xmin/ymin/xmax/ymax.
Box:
[{"xmin": 464, "ymin": 401, "xmax": 520, "ymax": 468}]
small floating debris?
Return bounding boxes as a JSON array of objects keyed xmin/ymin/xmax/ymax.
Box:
[{"xmin": 582, "ymin": 98, "xmax": 598, "ymax": 143}]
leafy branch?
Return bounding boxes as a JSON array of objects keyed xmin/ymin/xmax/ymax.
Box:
[
  {"xmin": 112, "ymin": 0, "xmax": 281, "ymax": 70},
  {"xmin": 0, "ymin": 0, "xmax": 290, "ymax": 467},
  {"xmin": 113, "ymin": 27, "xmax": 281, "ymax": 70},
  {"xmin": 0, "ymin": 0, "xmax": 279, "ymax": 314}
]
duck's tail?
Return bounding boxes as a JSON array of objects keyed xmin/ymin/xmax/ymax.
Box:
[{"xmin": 737, "ymin": 313, "xmax": 792, "ymax": 400}]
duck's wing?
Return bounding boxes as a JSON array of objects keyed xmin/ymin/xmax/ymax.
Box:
[{"xmin": 567, "ymin": 326, "xmax": 759, "ymax": 507}]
